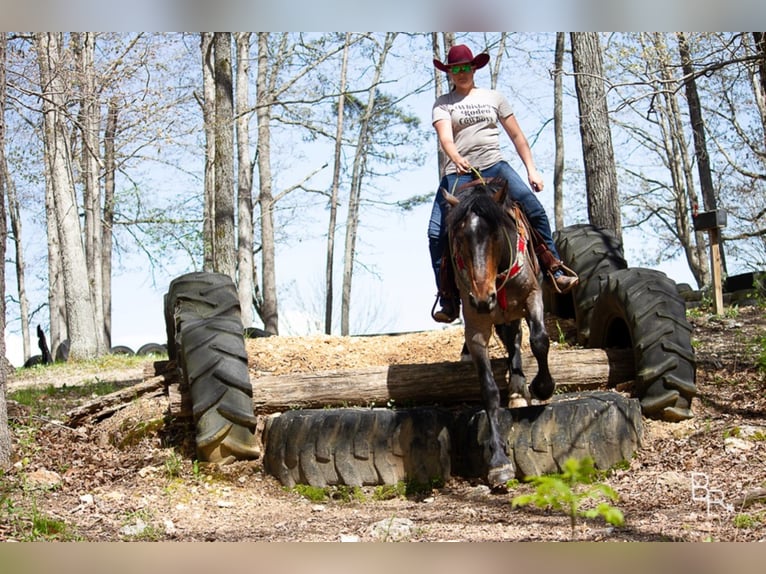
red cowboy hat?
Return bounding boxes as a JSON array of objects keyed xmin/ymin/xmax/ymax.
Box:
[{"xmin": 433, "ymin": 44, "xmax": 490, "ymax": 72}]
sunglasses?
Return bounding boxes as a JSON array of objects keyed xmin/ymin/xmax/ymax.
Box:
[{"xmin": 450, "ymin": 64, "xmax": 473, "ymax": 74}]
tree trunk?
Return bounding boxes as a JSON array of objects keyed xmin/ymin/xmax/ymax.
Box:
[
  {"xmin": 0, "ymin": 32, "xmax": 13, "ymax": 468},
  {"xmin": 213, "ymin": 32, "xmax": 236, "ymax": 279},
  {"xmin": 570, "ymin": 32, "xmax": 622, "ymax": 242},
  {"xmin": 324, "ymin": 33, "xmax": 351, "ymax": 335},
  {"xmin": 3, "ymin": 147, "xmax": 31, "ymax": 362},
  {"xmin": 752, "ymin": 32, "xmax": 766, "ymax": 136},
  {"xmin": 74, "ymin": 32, "xmax": 107, "ymax": 353},
  {"xmin": 36, "ymin": 32, "xmax": 99, "ymax": 360},
  {"xmin": 255, "ymin": 33, "xmax": 279, "ymax": 334},
  {"xmin": 648, "ymin": 33, "xmax": 709, "ymax": 287},
  {"xmin": 235, "ymin": 32, "xmax": 255, "ymax": 328},
  {"xmin": 201, "ymin": 33, "xmax": 216, "ymax": 272},
  {"xmin": 553, "ymin": 32, "xmax": 565, "ymax": 230},
  {"xmin": 672, "ymin": 33, "xmax": 717, "ymax": 285},
  {"xmin": 102, "ymin": 97, "xmax": 118, "ymax": 348},
  {"xmin": 248, "ymin": 348, "xmax": 635, "ymax": 414},
  {"xmin": 340, "ymin": 33, "xmax": 395, "ymax": 336}
]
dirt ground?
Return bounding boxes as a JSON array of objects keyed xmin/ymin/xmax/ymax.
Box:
[{"xmin": 2, "ymin": 305, "xmax": 765, "ymax": 542}]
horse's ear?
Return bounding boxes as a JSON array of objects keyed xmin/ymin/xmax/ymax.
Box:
[
  {"xmin": 492, "ymin": 181, "xmax": 508, "ymax": 205},
  {"xmin": 441, "ymin": 187, "xmax": 459, "ymax": 207}
]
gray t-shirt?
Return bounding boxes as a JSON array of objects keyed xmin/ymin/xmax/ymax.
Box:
[{"xmin": 432, "ymin": 88, "xmax": 514, "ymax": 176}]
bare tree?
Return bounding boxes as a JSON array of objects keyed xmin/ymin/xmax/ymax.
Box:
[
  {"xmin": 35, "ymin": 32, "xmax": 100, "ymax": 360},
  {"xmin": 73, "ymin": 32, "xmax": 107, "ymax": 351},
  {"xmin": 340, "ymin": 33, "xmax": 396, "ymax": 336},
  {"xmin": 570, "ymin": 32, "xmax": 622, "ymax": 240},
  {"xmin": 213, "ymin": 32, "xmax": 236, "ymax": 278},
  {"xmin": 254, "ymin": 32, "xmax": 280, "ymax": 333},
  {"xmin": 102, "ymin": 97, "xmax": 118, "ymax": 346},
  {"xmin": 200, "ymin": 32, "xmax": 216, "ymax": 272},
  {"xmin": 1, "ymin": 31, "xmax": 13, "ymax": 468},
  {"xmin": 235, "ymin": 32, "xmax": 256, "ymax": 328},
  {"xmin": 553, "ymin": 32, "xmax": 566, "ymax": 230},
  {"xmin": 3, "ymin": 156, "xmax": 31, "ymax": 362},
  {"xmin": 324, "ymin": 33, "xmax": 351, "ymax": 335}
]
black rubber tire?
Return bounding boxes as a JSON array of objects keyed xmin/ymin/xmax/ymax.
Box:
[
  {"xmin": 263, "ymin": 407, "xmax": 453, "ymax": 488},
  {"xmin": 547, "ymin": 224, "xmax": 628, "ymax": 345},
  {"xmin": 109, "ymin": 345, "xmax": 135, "ymax": 356},
  {"xmin": 55, "ymin": 339, "xmax": 70, "ymax": 363},
  {"xmin": 165, "ymin": 271, "xmax": 259, "ymax": 462},
  {"xmin": 136, "ymin": 342, "xmax": 167, "ymax": 357},
  {"xmin": 23, "ymin": 355, "xmax": 43, "ymax": 368},
  {"xmin": 455, "ymin": 391, "xmax": 643, "ymax": 480},
  {"xmin": 587, "ymin": 268, "xmax": 697, "ymax": 422}
]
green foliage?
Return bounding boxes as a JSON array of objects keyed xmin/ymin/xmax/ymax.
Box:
[
  {"xmin": 733, "ymin": 512, "xmax": 763, "ymax": 529},
  {"xmin": 290, "ymin": 484, "xmax": 366, "ymax": 503},
  {"xmin": 373, "ymin": 482, "xmax": 407, "ymax": 501},
  {"xmin": 164, "ymin": 451, "xmax": 183, "ymax": 479},
  {"xmin": 755, "ymin": 334, "xmax": 766, "ymax": 374},
  {"xmin": 511, "ymin": 457, "xmax": 625, "ymax": 537}
]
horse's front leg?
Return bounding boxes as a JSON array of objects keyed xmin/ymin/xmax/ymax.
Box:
[
  {"xmin": 464, "ymin": 322, "xmax": 514, "ymax": 489},
  {"xmin": 495, "ymin": 320, "xmax": 531, "ymax": 407},
  {"xmin": 526, "ymin": 292, "xmax": 554, "ymax": 400}
]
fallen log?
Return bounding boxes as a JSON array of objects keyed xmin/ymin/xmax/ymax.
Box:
[
  {"xmin": 251, "ymin": 347, "xmax": 634, "ymax": 414},
  {"xmin": 65, "ymin": 376, "xmax": 166, "ymax": 426}
]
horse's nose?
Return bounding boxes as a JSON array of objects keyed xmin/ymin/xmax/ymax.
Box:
[{"xmin": 469, "ymin": 290, "xmax": 497, "ymax": 313}]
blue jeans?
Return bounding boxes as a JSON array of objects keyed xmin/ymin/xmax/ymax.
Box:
[{"xmin": 427, "ymin": 160, "xmax": 561, "ymax": 289}]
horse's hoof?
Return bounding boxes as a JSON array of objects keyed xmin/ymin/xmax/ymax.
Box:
[
  {"xmin": 487, "ymin": 464, "xmax": 514, "ymax": 491},
  {"xmin": 508, "ymin": 394, "xmax": 530, "ymax": 409}
]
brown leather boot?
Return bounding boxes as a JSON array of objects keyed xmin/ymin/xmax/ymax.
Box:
[
  {"xmin": 551, "ymin": 270, "xmax": 579, "ymax": 294},
  {"xmin": 433, "ymin": 296, "xmax": 460, "ymax": 323}
]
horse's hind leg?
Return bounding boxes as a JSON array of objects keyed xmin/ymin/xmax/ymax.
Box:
[
  {"xmin": 526, "ymin": 296, "xmax": 554, "ymax": 400},
  {"xmin": 495, "ymin": 320, "xmax": 530, "ymax": 405}
]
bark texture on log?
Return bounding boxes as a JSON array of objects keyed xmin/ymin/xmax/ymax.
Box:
[{"xmin": 251, "ymin": 348, "xmax": 634, "ymax": 413}]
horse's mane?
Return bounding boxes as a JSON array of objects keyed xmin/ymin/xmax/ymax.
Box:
[{"xmin": 446, "ymin": 181, "xmax": 514, "ymax": 235}]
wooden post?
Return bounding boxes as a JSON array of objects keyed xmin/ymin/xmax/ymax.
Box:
[
  {"xmin": 693, "ymin": 209, "xmax": 727, "ymax": 315},
  {"xmin": 708, "ymin": 227, "xmax": 724, "ymax": 315}
]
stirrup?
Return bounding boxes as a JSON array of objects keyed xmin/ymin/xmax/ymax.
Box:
[{"xmin": 546, "ymin": 262, "xmax": 579, "ymax": 294}]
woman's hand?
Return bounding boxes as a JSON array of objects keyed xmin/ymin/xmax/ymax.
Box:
[
  {"xmin": 452, "ymin": 154, "xmax": 473, "ymax": 174},
  {"xmin": 528, "ymin": 168, "xmax": 544, "ymax": 192}
]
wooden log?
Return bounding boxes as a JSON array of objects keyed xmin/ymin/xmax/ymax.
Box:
[
  {"xmin": 65, "ymin": 375, "xmax": 167, "ymax": 426},
  {"xmin": 251, "ymin": 347, "xmax": 634, "ymax": 414}
]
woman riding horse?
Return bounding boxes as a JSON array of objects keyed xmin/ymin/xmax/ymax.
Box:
[{"xmin": 427, "ymin": 44, "xmax": 578, "ymax": 323}]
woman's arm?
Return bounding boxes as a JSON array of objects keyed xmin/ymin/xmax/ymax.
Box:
[
  {"xmin": 500, "ymin": 114, "xmax": 544, "ymax": 192},
  {"xmin": 434, "ymin": 119, "xmax": 473, "ymax": 174}
]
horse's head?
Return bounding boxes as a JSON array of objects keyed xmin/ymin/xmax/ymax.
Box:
[{"xmin": 443, "ymin": 179, "xmax": 514, "ymax": 314}]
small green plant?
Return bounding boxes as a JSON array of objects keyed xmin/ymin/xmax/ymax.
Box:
[
  {"xmin": 30, "ymin": 506, "xmax": 71, "ymax": 540},
  {"xmin": 291, "ymin": 484, "xmax": 329, "ymax": 502},
  {"xmin": 373, "ymin": 482, "xmax": 407, "ymax": 501},
  {"xmin": 755, "ymin": 334, "xmax": 766, "ymax": 374},
  {"xmin": 733, "ymin": 512, "xmax": 763, "ymax": 529},
  {"xmin": 164, "ymin": 451, "xmax": 183, "ymax": 479},
  {"xmin": 511, "ymin": 457, "xmax": 625, "ymax": 538}
]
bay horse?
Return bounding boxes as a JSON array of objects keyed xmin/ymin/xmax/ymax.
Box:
[{"xmin": 443, "ymin": 178, "xmax": 554, "ymax": 489}]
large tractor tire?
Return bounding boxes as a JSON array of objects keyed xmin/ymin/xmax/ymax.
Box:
[
  {"xmin": 263, "ymin": 407, "xmax": 453, "ymax": 488},
  {"xmin": 587, "ymin": 268, "xmax": 697, "ymax": 422},
  {"xmin": 164, "ymin": 272, "xmax": 259, "ymax": 463},
  {"xmin": 455, "ymin": 391, "xmax": 643, "ymax": 480},
  {"xmin": 547, "ymin": 224, "xmax": 628, "ymax": 345}
]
